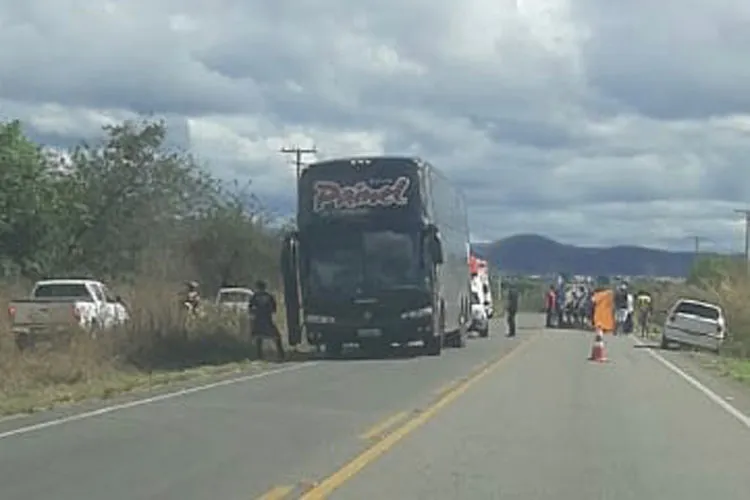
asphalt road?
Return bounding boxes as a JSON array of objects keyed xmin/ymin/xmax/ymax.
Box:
[{"xmin": 1, "ymin": 314, "xmax": 749, "ymax": 499}]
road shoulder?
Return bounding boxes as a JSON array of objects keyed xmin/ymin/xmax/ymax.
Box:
[
  {"xmin": 632, "ymin": 335, "xmax": 750, "ymax": 421},
  {"xmin": 0, "ymin": 361, "xmax": 317, "ymax": 437}
]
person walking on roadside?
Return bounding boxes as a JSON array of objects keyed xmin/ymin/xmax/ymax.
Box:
[
  {"xmin": 544, "ymin": 285, "xmax": 556, "ymax": 327},
  {"xmin": 182, "ymin": 281, "xmax": 202, "ymax": 314},
  {"xmin": 635, "ymin": 290, "xmax": 653, "ymax": 337},
  {"xmin": 613, "ymin": 283, "xmax": 629, "ymax": 335},
  {"xmin": 506, "ymin": 285, "xmax": 520, "ymax": 337},
  {"xmin": 248, "ymin": 280, "xmax": 286, "ymax": 361}
]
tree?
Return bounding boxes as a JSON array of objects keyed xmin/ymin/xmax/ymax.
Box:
[
  {"xmin": 0, "ymin": 120, "xmax": 68, "ymax": 277},
  {"xmin": 57, "ymin": 120, "xmax": 218, "ymax": 277},
  {"xmin": 0, "ymin": 118, "xmax": 282, "ymax": 291}
]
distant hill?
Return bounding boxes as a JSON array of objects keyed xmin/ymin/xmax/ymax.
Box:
[{"xmin": 471, "ymin": 234, "xmax": 706, "ymax": 277}]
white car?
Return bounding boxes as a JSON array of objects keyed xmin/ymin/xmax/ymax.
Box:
[
  {"xmin": 469, "ymin": 291, "xmax": 489, "ymax": 338},
  {"xmin": 661, "ymin": 298, "xmax": 727, "ymax": 353},
  {"xmin": 215, "ymin": 287, "xmax": 254, "ymax": 313}
]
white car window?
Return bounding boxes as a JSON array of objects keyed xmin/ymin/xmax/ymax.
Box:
[
  {"xmin": 34, "ymin": 283, "xmax": 91, "ymax": 299},
  {"xmin": 674, "ymin": 301, "xmax": 720, "ymax": 321}
]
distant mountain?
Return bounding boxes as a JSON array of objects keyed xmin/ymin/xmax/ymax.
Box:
[{"xmin": 471, "ymin": 234, "xmax": 705, "ymax": 277}]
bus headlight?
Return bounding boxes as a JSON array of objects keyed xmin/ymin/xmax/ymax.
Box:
[
  {"xmin": 401, "ymin": 306, "xmax": 433, "ymax": 320},
  {"xmin": 306, "ymin": 314, "xmax": 335, "ymax": 324}
]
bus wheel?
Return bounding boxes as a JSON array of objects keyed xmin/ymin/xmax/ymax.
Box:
[
  {"xmin": 424, "ymin": 306, "xmax": 444, "ymax": 356},
  {"xmin": 449, "ymin": 331, "xmax": 467, "ymax": 348},
  {"xmin": 424, "ymin": 334, "xmax": 442, "ymax": 356}
]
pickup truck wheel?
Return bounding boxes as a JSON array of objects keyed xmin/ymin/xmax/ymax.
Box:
[{"xmin": 15, "ymin": 332, "xmax": 33, "ymax": 351}]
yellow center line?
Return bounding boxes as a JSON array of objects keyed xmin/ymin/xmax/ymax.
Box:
[
  {"xmin": 432, "ymin": 360, "xmax": 491, "ymax": 397},
  {"xmin": 256, "ymin": 485, "xmax": 294, "ymax": 500},
  {"xmin": 300, "ymin": 335, "xmax": 539, "ymax": 499},
  {"xmin": 359, "ymin": 411, "xmax": 410, "ymax": 440},
  {"xmin": 431, "ymin": 379, "xmax": 460, "ymax": 397}
]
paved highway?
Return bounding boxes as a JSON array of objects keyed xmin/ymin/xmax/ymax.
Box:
[{"xmin": 1, "ymin": 314, "xmax": 749, "ymax": 499}]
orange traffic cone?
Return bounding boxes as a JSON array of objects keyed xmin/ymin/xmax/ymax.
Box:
[{"xmin": 589, "ymin": 329, "xmax": 608, "ymax": 362}]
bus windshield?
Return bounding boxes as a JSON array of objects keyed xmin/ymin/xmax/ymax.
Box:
[{"xmin": 306, "ymin": 229, "xmax": 425, "ymax": 296}]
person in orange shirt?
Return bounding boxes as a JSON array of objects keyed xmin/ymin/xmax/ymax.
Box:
[{"xmin": 592, "ymin": 287, "xmax": 615, "ymax": 333}]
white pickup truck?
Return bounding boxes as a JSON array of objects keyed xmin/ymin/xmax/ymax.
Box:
[{"xmin": 7, "ymin": 279, "xmax": 130, "ymax": 349}]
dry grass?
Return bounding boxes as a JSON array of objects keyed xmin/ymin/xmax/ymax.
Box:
[
  {"xmin": 644, "ymin": 271, "xmax": 750, "ymax": 388},
  {"xmin": 648, "ymin": 274, "xmax": 750, "ymax": 357},
  {"xmin": 0, "ymin": 279, "xmax": 299, "ymax": 416}
]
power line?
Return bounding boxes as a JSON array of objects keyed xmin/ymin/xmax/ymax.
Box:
[{"xmin": 280, "ymin": 145, "xmax": 317, "ymax": 180}]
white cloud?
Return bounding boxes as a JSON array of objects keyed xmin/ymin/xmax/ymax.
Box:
[{"xmin": 1, "ymin": 0, "xmax": 749, "ymax": 251}]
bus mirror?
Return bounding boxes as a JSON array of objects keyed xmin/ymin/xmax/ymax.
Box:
[
  {"xmin": 430, "ymin": 233, "xmax": 444, "ymax": 264},
  {"xmin": 422, "ymin": 224, "xmax": 443, "ymax": 265}
]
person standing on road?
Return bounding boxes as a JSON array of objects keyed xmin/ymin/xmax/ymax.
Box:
[
  {"xmin": 506, "ymin": 285, "xmax": 520, "ymax": 337},
  {"xmin": 613, "ymin": 283, "xmax": 629, "ymax": 335},
  {"xmin": 248, "ymin": 280, "xmax": 286, "ymax": 361},
  {"xmin": 555, "ymin": 277, "xmax": 566, "ymax": 328},
  {"xmin": 544, "ymin": 285, "xmax": 556, "ymax": 327}
]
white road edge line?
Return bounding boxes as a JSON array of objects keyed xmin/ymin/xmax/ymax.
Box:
[
  {"xmin": 633, "ymin": 336, "xmax": 750, "ymax": 430},
  {"xmin": 0, "ymin": 362, "xmax": 318, "ymax": 441}
]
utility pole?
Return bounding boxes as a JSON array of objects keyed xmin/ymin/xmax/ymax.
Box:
[
  {"xmin": 734, "ymin": 209, "xmax": 750, "ymax": 272},
  {"xmin": 689, "ymin": 235, "xmax": 710, "ymax": 255},
  {"xmin": 280, "ymin": 145, "xmax": 317, "ymax": 180}
]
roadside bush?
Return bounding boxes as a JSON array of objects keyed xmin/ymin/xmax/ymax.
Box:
[{"xmin": 0, "ymin": 118, "xmax": 292, "ymax": 405}]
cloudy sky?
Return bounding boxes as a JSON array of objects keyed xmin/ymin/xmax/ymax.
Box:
[{"xmin": 2, "ymin": 0, "xmax": 750, "ymax": 252}]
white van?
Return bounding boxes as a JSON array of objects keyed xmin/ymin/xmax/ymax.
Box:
[{"xmin": 660, "ymin": 298, "xmax": 727, "ymax": 353}]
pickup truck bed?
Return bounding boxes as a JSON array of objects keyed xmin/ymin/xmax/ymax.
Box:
[
  {"xmin": 8, "ymin": 279, "xmax": 129, "ymax": 350},
  {"xmin": 9, "ymin": 299, "xmax": 90, "ymax": 348}
]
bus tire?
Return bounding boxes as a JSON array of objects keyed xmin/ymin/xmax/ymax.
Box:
[
  {"xmin": 424, "ymin": 334, "xmax": 442, "ymax": 356},
  {"xmin": 424, "ymin": 303, "xmax": 444, "ymax": 356}
]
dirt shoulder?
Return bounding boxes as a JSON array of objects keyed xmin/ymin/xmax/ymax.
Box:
[{"xmin": 0, "ymin": 357, "xmax": 308, "ymax": 417}]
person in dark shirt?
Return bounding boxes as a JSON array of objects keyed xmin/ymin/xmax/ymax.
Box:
[
  {"xmin": 506, "ymin": 285, "xmax": 520, "ymax": 337},
  {"xmin": 613, "ymin": 283, "xmax": 630, "ymax": 335},
  {"xmin": 248, "ymin": 280, "xmax": 285, "ymax": 361}
]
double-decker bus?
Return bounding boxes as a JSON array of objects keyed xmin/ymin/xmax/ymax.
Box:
[{"xmin": 281, "ymin": 156, "xmax": 471, "ymax": 357}]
